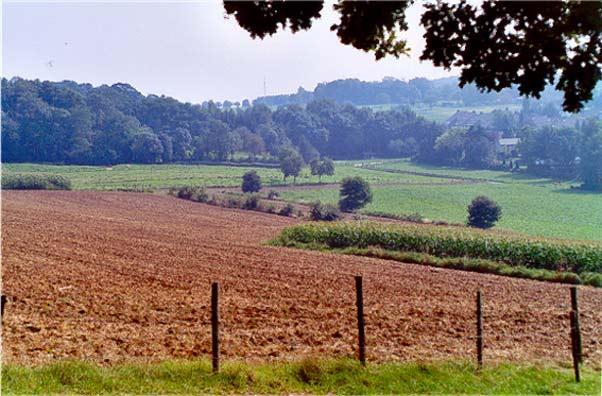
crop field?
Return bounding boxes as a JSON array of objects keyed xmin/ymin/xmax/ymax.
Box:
[
  {"xmin": 1, "ymin": 163, "xmax": 451, "ymax": 190},
  {"xmin": 2, "ymin": 190, "xmax": 602, "ymax": 368},
  {"xmin": 274, "ymin": 222, "xmax": 602, "ymax": 285}
]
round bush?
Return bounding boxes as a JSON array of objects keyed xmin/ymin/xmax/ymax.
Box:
[
  {"xmin": 467, "ymin": 196, "xmax": 502, "ymax": 229},
  {"xmin": 338, "ymin": 176, "xmax": 372, "ymax": 213},
  {"xmin": 242, "ymin": 170, "xmax": 262, "ymax": 193}
]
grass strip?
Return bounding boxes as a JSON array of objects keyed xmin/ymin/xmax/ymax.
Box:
[{"xmin": 3, "ymin": 359, "xmax": 600, "ymax": 395}]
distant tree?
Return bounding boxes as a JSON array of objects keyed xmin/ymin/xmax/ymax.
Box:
[
  {"xmin": 158, "ymin": 133, "xmax": 174, "ymax": 163},
  {"xmin": 434, "ymin": 127, "xmax": 467, "ymax": 166},
  {"xmin": 131, "ymin": 130, "xmax": 163, "ymax": 164},
  {"xmin": 467, "ymin": 196, "xmax": 502, "ymax": 229},
  {"xmin": 463, "ymin": 125, "xmax": 496, "ymax": 169},
  {"xmin": 319, "ymin": 157, "xmax": 335, "ymax": 181},
  {"xmin": 339, "ymin": 176, "xmax": 372, "ymax": 212},
  {"xmin": 242, "ymin": 170, "xmax": 262, "ymax": 193},
  {"xmin": 578, "ymin": 120, "xmax": 602, "ymax": 191},
  {"xmin": 310, "ymin": 157, "xmax": 335, "ymax": 182},
  {"xmin": 279, "ymin": 147, "xmax": 304, "ymax": 182},
  {"xmin": 237, "ymin": 127, "xmax": 266, "ymax": 160},
  {"xmin": 309, "ymin": 157, "xmax": 320, "ymax": 178},
  {"xmin": 171, "ymin": 127, "xmax": 192, "ymax": 161}
]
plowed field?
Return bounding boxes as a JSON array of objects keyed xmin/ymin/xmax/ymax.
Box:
[{"xmin": 2, "ymin": 191, "xmax": 601, "ymax": 366}]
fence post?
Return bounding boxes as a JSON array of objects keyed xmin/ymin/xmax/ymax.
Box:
[
  {"xmin": 1, "ymin": 295, "xmax": 6, "ymax": 321},
  {"xmin": 211, "ymin": 282, "xmax": 220, "ymax": 373},
  {"xmin": 570, "ymin": 287, "xmax": 582, "ymax": 363},
  {"xmin": 570, "ymin": 310, "xmax": 580, "ymax": 382},
  {"xmin": 476, "ymin": 290, "xmax": 483, "ymax": 369},
  {"xmin": 355, "ymin": 276, "xmax": 366, "ymax": 366}
]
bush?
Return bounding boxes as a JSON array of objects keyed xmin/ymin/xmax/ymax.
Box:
[
  {"xmin": 191, "ymin": 188, "xmax": 209, "ymax": 203},
  {"xmin": 2, "ymin": 173, "xmax": 72, "ymax": 190},
  {"xmin": 243, "ymin": 194, "xmax": 261, "ymax": 210},
  {"xmin": 278, "ymin": 203, "xmax": 295, "ymax": 217},
  {"xmin": 177, "ymin": 186, "xmax": 196, "ymax": 200},
  {"xmin": 176, "ymin": 186, "xmax": 208, "ymax": 202},
  {"xmin": 309, "ymin": 201, "xmax": 341, "ymax": 221},
  {"xmin": 467, "ymin": 196, "xmax": 502, "ymax": 229},
  {"xmin": 224, "ymin": 195, "xmax": 244, "ymax": 209},
  {"xmin": 242, "ymin": 170, "xmax": 262, "ymax": 193},
  {"xmin": 267, "ymin": 190, "xmax": 280, "ymax": 199},
  {"xmin": 338, "ymin": 176, "xmax": 372, "ymax": 212}
]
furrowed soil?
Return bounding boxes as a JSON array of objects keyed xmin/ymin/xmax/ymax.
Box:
[{"xmin": 2, "ymin": 191, "xmax": 601, "ymax": 367}]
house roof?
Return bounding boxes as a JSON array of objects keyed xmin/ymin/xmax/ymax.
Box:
[{"xmin": 499, "ymin": 138, "xmax": 520, "ymax": 146}]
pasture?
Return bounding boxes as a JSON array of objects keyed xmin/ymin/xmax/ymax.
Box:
[
  {"xmin": 1, "ymin": 163, "xmax": 449, "ymax": 190},
  {"xmin": 3, "ymin": 160, "xmax": 601, "ymax": 241}
]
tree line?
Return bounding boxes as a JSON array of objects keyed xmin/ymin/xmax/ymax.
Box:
[
  {"xmin": 1, "ymin": 77, "xmax": 443, "ymax": 165},
  {"xmin": 2, "ymin": 77, "xmax": 601, "ymax": 190}
]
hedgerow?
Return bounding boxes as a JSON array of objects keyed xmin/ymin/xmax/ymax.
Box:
[{"xmin": 2, "ymin": 173, "xmax": 72, "ymax": 190}]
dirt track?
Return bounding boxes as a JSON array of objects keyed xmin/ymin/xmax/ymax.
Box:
[{"xmin": 2, "ymin": 191, "xmax": 601, "ymax": 366}]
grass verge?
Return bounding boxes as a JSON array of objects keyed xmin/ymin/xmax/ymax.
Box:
[{"xmin": 2, "ymin": 359, "xmax": 599, "ymax": 395}]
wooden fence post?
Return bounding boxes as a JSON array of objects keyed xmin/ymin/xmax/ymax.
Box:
[
  {"xmin": 355, "ymin": 276, "xmax": 366, "ymax": 366},
  {"xmin": 211, "ymin": 282, "xmax": 220, "ymax": 373},
  {"xmin": 476, "ymin": 290, "xmax": 483, "ymax": 369},
  {"xmin": 1, "ymin": 295, "xmax": 6, "ymax": 321},
  {"xmin": 570, "ymin": 287, "xmax": 582, "ymax": 363},
  {"xmin": 570, "ymin": 310, "xmax": 580, "ymax": 382}
]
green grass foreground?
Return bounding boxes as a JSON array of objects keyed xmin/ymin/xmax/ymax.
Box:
[{"xmin": 2, "ymin": 359, "xmax": 599, "ymax": 395}]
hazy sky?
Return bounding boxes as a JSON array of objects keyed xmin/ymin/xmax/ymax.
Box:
[{"xmin": 3, "ymin": 1, "xmax": 456, "ymax": 103}]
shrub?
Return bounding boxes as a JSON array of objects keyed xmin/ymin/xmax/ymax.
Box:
[
  {"xmin": 177, "ymin": 186, "xmax": 196, "ymax": 200},
  {"xmin": 2, "ymin": 173, "xmax": 72, "ymax": 190},
  {"xmin": 467, "ymin": 195, "xmax": 502, "ymax": 229},
  {"xmin": 267, "ymin": 190, "xmax": 280, "ymax": 199},
  {"xmin": 243, "ymin": 194, "xmax": 261, "ymax": 210},
  {"xmin": 176, "ymin": 186, "xmax": 208, "ymax": 202},
  {"xmin": 309, "ymin": 201, "xmax": 341, "ymax": 221},
  {"xmin": 191, "ymin": 188, "xmax": 209, "ymax": 203},
  {"xmin": 224, "ymin": 195, "xmax": 244, "ymax": 209},
  {"xmin": 279, "ymin": 203, "xmax": 295, "ymax": 217},
  {"xmin": 242, "ymin": 170, "xmax": 262, "ymax": 193},
  {"xmin": 338, "ymin": 176, "xmax": 372, "ymax": 213}
]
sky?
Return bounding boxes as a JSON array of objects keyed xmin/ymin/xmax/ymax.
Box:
[{"xmin": 2, "ymin": 1, "xmax": 456, "ymax": 104}]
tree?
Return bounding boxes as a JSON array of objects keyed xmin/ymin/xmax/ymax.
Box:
[
  {"xmin": 224, "ymin": 1, "xmax": 601, "ymax": 112},
  {"xmin": 463, "ymin": 125, "xmax": 496, "ymax": 169},
  {"xmin": 467, "ymin": 196, "xmax": 502, "ymax": 229},
  {"xmin": 309, "ymin": 157, "xmax": 321, "ymax": 179},
  {"xmin": 338, "ymin": 176, "xmax": 372, "ymax": 212},
  {"xmin": 319, "ymin": 157, "xmax": 335, "ymax": 179},
  {"xmin": 310, "ymin": 157, "xmax": 335, "ymax": 182},
  {"xmin": 130, "ymin": 130, "xmax": 164, "ymax": 164},
  {"xmin": 578, "ymin": 120, "xmax": 602, "ymax": 191},
  {"xmin": 278, "ymin": 147, "xmax": 304, "ymax": 182},
  {"xmin": 242, "ymin": 170, "xmax": 262, "ymax": 193},
  {"xmin": 434, "ymin": 127, "xmax": 467, "ymax": 166}
]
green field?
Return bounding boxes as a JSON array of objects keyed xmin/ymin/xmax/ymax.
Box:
[
  {"xmin": 3, "ymin": 161, "xmax": 601, "ymax": 241},
  {"xmin": 1, "ymin": 163, "xmax": 449, "ymax": 190},
  {"xmin": 360, "ymin": 103, "xmax": 522, "ymax": 122},
  {"xmin": 3, "ymin": 359, "xmax": 598, "ymax": 395}
]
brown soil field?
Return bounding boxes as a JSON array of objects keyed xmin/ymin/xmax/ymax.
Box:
[{"xmin": 2, "ymin": 191, "xmax": 601, "ymax": 366}]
